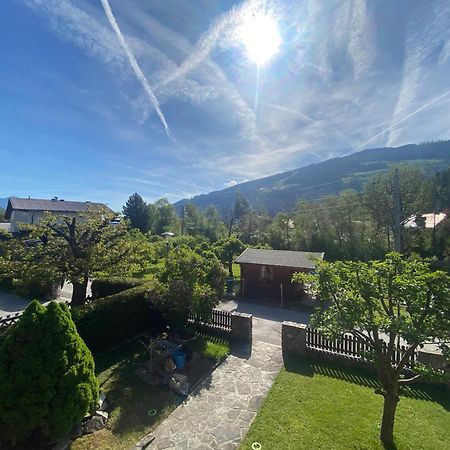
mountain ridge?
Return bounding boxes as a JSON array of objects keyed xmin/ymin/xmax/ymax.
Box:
[{"xmin": 175, "ymin": 141, "xmax": 450, "ymax": 215}]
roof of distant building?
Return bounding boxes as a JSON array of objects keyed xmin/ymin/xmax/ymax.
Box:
[
  {"xmin": 235, "ymin": 248, "xmax": 324, "ymax": 269},
  {"xmin": 403, "ymin": 212, "xmax": 448, "ymax": 229},
  {"xmin": 5, "ymin": 197, "xmax": 109, "ymax": 220}
]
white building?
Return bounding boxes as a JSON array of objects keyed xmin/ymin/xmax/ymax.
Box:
[{"xmin": 5, "ymin": 197, "xmax": 109, "ymax": 233}]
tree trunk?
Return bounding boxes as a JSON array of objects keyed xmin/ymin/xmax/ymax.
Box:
[
  {"xmin": 228, "ymin": 258, "xmax": 233, "ymax": 278},
  {"xmin": 71, "ymin": 275, "xmax": 88, "ymax": 307},
  {"xmin": 380, "ymin": 390, "xmax": 399, "ymax": 446}
]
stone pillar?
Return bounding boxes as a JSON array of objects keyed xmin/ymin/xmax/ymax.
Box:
[
  {"xmin": 282, "ymin": 321, "xmax": 307, "ymax": 356},
  {"xmin": 417, "ymin": 349, "xmax": 449, "ymax": 371},
  {"xmin": 231, "ymin": 312, "xmax": 252, "ymax": 344}
]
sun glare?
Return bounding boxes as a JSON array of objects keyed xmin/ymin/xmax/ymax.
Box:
[{"xmin": 240, "ymin": 13, "xmax": 281, "ymax": 65}]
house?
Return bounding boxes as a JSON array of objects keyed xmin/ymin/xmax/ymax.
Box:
[
  {"xmin": 403, "ymin": 212, "xmax": 448, "ymax": 229},
  {"xmin": 5, "ymin": 197, "xmax": 109, "ymax": 233},
  {"xmin": 235, "ymin": 248, "xmax": 324, "ymax": 304}
]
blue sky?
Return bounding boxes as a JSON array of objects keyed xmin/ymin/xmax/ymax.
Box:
[{"xmin": 1, "ymin": 0, "xmax": 450, "ymax": 210}]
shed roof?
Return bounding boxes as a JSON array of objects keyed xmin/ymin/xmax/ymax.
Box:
[
  {"xmin": 5, "ymin": 197, "xmax": 108, "ymax": 219},
  {"xmin": 235, "ymin": 248, "xmax": 324, "ymax": 270},
  {"xmin": 403, "ymin": 212, "xmax": 448, "ymax": 229}
]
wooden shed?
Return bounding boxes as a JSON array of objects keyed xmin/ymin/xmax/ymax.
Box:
[{"xmin": 235, "ymin": 248, "xmax": 324, "ymax": 305}]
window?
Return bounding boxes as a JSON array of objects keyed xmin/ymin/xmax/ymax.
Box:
[{"xmin": 260, "ymin": 265, "xmax": 273, "ymax": 283}]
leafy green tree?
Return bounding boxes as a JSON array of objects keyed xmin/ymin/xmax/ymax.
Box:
[
  {"xmin": 293, "ymin": 254, "xmax": 450, "ymax": 446},
  {"xmin": 225, "ymin": 192, "xmax": 251, "ymax": 237},
  {"xmin": 122, "ymin": 193, "xmax": 149, "ymax": 233},
  {"xmin": 8, "ymin": 210, "xmax": 152, "ymax": 306},
  {"xmin": 0, "ymin": 301, "xmax": 98, "ymax": 446},
  {"xmin": 364, "ymin": 167, "xmax": 434, "ymax": 250},
  {"xmin": 214, "ymin": 236, "xmax": 244, "ymax": 277},
  {"xmin": 150, "ymin": 198, "xmax": 180, "ymax": 235},
  {"xmin": 0, "ymin": 207, "xmax": 6, "ymax": 222},
  {"xmin": 157, "ymin": 245, "xmax": 226, "ymax": 330},
  {"xmin": 432, "ymin": 166, "xmax": 450, "ymax": 210}
]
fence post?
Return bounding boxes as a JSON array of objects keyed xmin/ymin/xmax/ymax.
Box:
[
  {"xmin": 231, "ymin": 312, "xmax": 252, "ymax": 344},
  {"xmin": 282, "ymin": 322, "xmax": 307, "ymax": 356}
]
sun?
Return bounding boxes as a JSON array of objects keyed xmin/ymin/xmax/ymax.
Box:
[{"xmin": 239, "ymin": 13, "xmax": 281, "ymax": 65}]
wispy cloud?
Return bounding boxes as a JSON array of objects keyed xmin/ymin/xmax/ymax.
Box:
[{"xmin": 100, "ymin": 0, "xmax": 173, "ymax": 140}]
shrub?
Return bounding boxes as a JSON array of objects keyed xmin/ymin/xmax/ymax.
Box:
[
  {"xmin": 72, "ymin": 282, "xmax": 165, "ymax": 353},
  {"xmin": 91, "ymin": 277, "xmax": 144, "ymax": 299},
  {"xmin": 0, "ymin": 301, "xmax": 98, "ymax": 446}
]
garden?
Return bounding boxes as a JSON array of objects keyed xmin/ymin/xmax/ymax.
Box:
[{"xmin": 241, "ymin": 356, "xmax": 450, "ymax": 450}]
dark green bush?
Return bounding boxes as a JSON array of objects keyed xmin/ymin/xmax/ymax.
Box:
[
  {"xmin": 72, "ymin": 282, "xmax": 165, "ymax": 353},
  {"xmin": 91, "ymin": 277, "xmax": 144, "ymax": 299},
  {"xmin": 0, "ymin": 301, "xmax": 98, "ymax": 446}
]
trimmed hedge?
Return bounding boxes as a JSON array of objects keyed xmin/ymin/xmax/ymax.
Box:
[
  {"xmin": 72, "ymin": 282, "xmax": 165, "ymax": 353},
  {"xmin": 91, "ymin": 277, "xmax": 144, "ymax": 299}
]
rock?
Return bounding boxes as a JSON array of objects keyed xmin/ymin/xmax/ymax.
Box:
[
  {"xmin": 82, "ymin": 415, "xmax": 105, "ymax": 434},
  {"xmin": 95, "ymin": 410, "xmax": 109, "ymax": 421},
  {"xmin": 98, "ymin": 393, "xmax": 107, "ymax": 410},
  {"xmin": 131, "ymin": 432, "xmax": 156, "ymax": 450}
]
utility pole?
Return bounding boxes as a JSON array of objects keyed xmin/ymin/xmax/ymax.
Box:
[
  {"xmin": 181, "ymin": 205, "xmax": 186, "ymax": 235},
  {"xmin": 393, "ymin": 168, "xmax": 402, "ymax": 252}
]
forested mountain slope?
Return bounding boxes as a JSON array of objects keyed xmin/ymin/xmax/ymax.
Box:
[{"xmin": 176, "ymin": 141, "xmax": 450, "ymax": 215}]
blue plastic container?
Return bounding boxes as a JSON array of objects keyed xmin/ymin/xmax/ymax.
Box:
[{"xmin": 172, "ymin": 348, "xmax": 186, "ymax": 369}]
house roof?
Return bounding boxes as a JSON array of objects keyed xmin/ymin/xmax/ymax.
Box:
[
  {"xmin": 5, "ymin": 197, "xmax": 108, "ymax": 220},
  {"xmin": 403, "ymin": 212, "xmax": 448, "ymax": 229},
  {"xmin": 235, "ymin": 248, "xmax": 324, "ymax": 270}
]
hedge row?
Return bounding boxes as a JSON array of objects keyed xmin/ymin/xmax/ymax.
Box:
[
  {"xmin": 72, "ymin": 282, "xmax": 165, "ymax": 353},
  {"xmin": 90, "ymin": 277, "xmax": 144, "ymax": 299}
]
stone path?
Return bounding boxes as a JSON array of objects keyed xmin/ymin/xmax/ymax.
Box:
[{"xmin": 150, "ymin": 341, "xmax": 283, "ymax": 449}]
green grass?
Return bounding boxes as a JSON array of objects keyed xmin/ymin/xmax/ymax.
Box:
[
  {"xmin": 71, "ymin": 340, "xmax": 179, "ymax": 450},
  {"xmin": 232, "ymin": 263, "xmax": 241, "ymax": 278},
  {"xmin": 190, "ymin": 332, "xmax": 230, "ymax": 361},
  {"xmin": 133, "ymin": 261, "xmax": 165, "ymax": 281},
  {"xmin": 71, "ymin": 332, "xmax": 230, "ymax": 450},
  {"xmin": 240, "ymin": 357, "xmax": 450, "ymax": 450}
]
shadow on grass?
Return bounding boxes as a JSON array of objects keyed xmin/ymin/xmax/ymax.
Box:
[
  {"xmin": 284, "ymin": 355, "xmax": 450, "ymax": 409},
  {"xmin": 93, "ymin": 341, "xmax": 179, "ymax": 439}
]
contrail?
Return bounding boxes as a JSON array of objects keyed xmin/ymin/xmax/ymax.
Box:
[
  {"xmin": 100, "ymin": 0, "xmax": 173, "ymax": 140},
  {"xmin": 345, "ymin": 89, "xmax": 450, "ymax": 156}
]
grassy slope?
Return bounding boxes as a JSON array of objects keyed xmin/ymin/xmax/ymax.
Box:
[{"xmin": 240, "ymin": 357, "xmax": 450, "ymax": 450}]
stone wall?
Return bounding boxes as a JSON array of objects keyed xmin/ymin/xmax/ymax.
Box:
[{"xmin": 231, "ymin": 312, "xmax": 252, "ymax": 344}]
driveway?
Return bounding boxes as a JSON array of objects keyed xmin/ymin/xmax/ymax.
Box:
[
  {"xmin": 218, "ymin": 298, "xmax": 311, "ymax": 346},
  {"xmin": 0, "ymin": 282, "xmax": 77, "ymax": 318}
]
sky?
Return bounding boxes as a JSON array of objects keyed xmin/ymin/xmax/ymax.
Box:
[{"xmin": 1, "ymin": 0, "xmax": 450, "ymax": 210}]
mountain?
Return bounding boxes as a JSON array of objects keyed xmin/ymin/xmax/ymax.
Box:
[{"xmin": 175, "ymin": 141, "xmax": 450, "ymax": 215}]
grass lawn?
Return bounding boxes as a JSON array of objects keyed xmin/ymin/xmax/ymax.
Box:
[
  {"xmin": 240, "ymin": 356, "xmax": 450, "ymax": 450},
  {"xmin": 133, "ymin": 261, "xmax": 165, "ymax": 282},
  {"xmin": 232, "ymin": 263, "xmax": 241, "ymax": 278},
  {"xmin": 71, "ymin": 333, "xmax": 230, "ymax": 450}
]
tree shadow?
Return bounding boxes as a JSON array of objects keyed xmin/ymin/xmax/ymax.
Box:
[{"xmin": 284, "ymin": 354, "xmax": 450, "ymax": 410}]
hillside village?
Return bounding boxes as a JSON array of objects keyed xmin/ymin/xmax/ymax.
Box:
[{"xmin": 1, "ymin": 1, "xmax": 450, "ymax": 449}]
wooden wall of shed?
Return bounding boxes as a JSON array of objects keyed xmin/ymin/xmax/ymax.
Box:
[{"xmin": 240, "ymin": 263, "xmax": 309, "ymax": 302}]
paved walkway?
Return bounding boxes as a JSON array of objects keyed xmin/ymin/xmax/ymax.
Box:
[
  {"xmin": 150, "ymin": 341, "xmax": 283, "ymax": 449},
  {"xmin": 218, "ymin": 299, "xmax": 311, "ymax": 346}
]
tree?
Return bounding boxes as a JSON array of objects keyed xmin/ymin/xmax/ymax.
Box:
[
  {"xmin": 364, "ymin": 167, "xmax": 434, "ymax": 250},
  {"xmin": 9, "ymin": 210, "xmax": 151, "ymax": 306},
  {"xmin": 214, "ymin": 236, "xmax": 245, "ymax": 277},
  {"xmin": 225, "ymin": 192, "xmax": 251, "ymax": 237},
  {"xmin": 150, "ymin": 198, "xmax": 180, "ymax": 235},
  {"xmin": 122, "ymin": 193, "xmax": 149, "ymax": 233},
  {"xmin": 157, "ymin": 245, "xmax": 226, "ymax": 330},
  {"xmin": 0, "ymin": 301, "xmax": 98, "ymax": 446},
  {"xmin": 293, "ymin": 253, "xmax": 450, "ymax": 446}
]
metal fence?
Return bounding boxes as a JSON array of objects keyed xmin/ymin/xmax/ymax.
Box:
[{"xmin": 305, "ymin": 327, "xmax": 417, "ymax": 369}]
